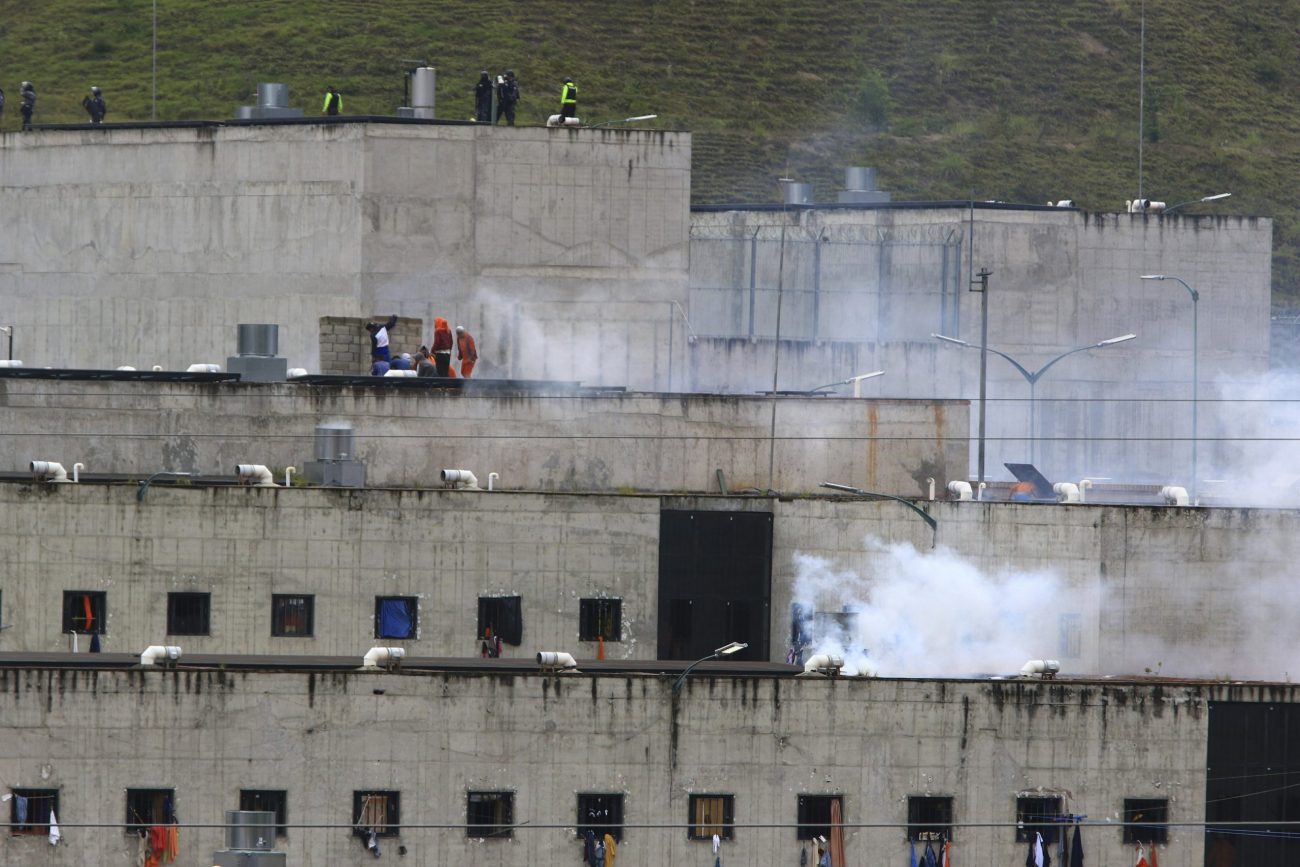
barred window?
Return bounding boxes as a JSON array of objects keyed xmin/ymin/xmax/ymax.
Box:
[{"xmin": 579, "ymin": 598, "xmax": 622, "ymax": 641}]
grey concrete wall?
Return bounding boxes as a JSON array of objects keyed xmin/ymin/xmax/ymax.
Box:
[
  {"xmin": 2, "ymin": 483, "xmax": 1298, "ymax": 682},
  {"xmin": 0, "ymin": 666, "xmax": 1224, "ymax": 867},
  {"xmin": 688, "ymin": 207, "xmax": 1274, "ymax": 486},
  {"xmin": 0, "ymin": 381, "xmax": 968, "ymax": 496},
  {"xmin": 0, "ymin": 123, "xmax": 691, "ymax": 388}
]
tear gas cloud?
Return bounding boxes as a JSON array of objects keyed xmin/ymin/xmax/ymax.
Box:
[{"xmin": 792, "ymin": 536, "xmax": 1300, "ymax": 681}]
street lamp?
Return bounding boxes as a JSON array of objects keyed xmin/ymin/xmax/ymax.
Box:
[
  {"xmin": 671, "ymin": 641, "xmax": 748, "ymax": 694},
  {"xmin": 1162, "ymin": 193, "xmax": 1231, "ymax": 215},
  {"xmin": 588, "ymin": 114, "xmax": 658, "ymax": 128},
  {"xmin": 807, "ymin": 370, "xmax": 885, "ymax": 396},
  {"xmin": 932, "ymin": 332, "xmax": 1137, "ymax": 466},
  {"xmin": 1141, "ymin": 274, "xmax": 1199, "ymax": 500},
  {"xmin": 137, "ymin": 470, "xmax": 193, "ymax": 502}
]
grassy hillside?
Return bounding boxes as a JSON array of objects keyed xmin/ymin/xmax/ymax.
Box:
[{"xmin": 2, "ymin": 0, "xmax": 1299, "ymax": 300}]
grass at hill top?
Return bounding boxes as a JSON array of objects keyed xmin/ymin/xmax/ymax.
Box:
[{"xmin": 2, "ymin": 0, "xmax": 1298, "ymax": 301}]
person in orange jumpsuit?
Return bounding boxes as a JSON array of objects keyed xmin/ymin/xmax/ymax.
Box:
[
  {"xmin": 431, "ymin": 317, "xmax": 454, "ymax": 377},
  {"xmin": 455, "ymin": 325, "xmax": 478, "ymax": 378}
]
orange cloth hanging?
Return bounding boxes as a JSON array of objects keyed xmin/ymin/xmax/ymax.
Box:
[
  {"xmin": 165, "ymin": 823, "xmax": 179, "ymax": 862},
  {"xmin": 83, "ymin": 594, "xmax": 94, "ymax": 632}
]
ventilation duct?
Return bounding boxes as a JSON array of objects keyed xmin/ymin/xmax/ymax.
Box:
[
  {"xmin": 234, "ymin": 83, "xmax": 305, "ymax": 120},
  {"xmin": 226, "ymin": 324, "xmax": 288, "ymax": 382},
  {"xmin": 783, "ymin": 182, "xmax": 813, "ymax": 205},
  {"xmin": 212, "ymin": 810, "xmax": 286, "ymax": 866},
  {"xmin": 837, "ymin": 166, "xmax": 891, "ymax": 204},
  {"xmin": 411, "ymin": 67, "xmax": 436, "ymax": 119},
  {"xmin": 303, "ymin": 423, "xmax": 365, "ymax": 487}
]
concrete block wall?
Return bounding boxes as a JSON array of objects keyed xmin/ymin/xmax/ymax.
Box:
[
  {"xmin": 318, "ymin": 315, "xmax": 425, "ymax": 374},
  {"xmin": 688, "ymin": 207, "xmax": 1274, "ymax": 485},
  {"xmin": 0, "ymin": 381, "xmax": 969, "ymax": 496},
  {"xmin": 0, "ymin": 122, "xmax": 691, "ymax": 386},
  {"xmin": 0, "ymin": 667, "xmax": 1224, "ymax": 866},
  {"xmin": 2, "ymin": 482, "xmax": 1299, "ymax": 681}
]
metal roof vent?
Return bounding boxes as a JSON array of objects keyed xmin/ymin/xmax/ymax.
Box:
[
  {"xmin": 234, "ymin": 83, "xmax": 305, "ymax": 120},
  {"xmin": 838, "ymin": 166, "xmax": 891, "ymax": 204},
  {"xmin": 226, "ymin": 324, "xmax": 288, "ymax": 382},
  {"xmin": 303, "ymin": 423, "xmax": 365, "ymax": 487},
  {"xmin": 783, "ymin": 182, "xmax": 813, "ymax": 205}
]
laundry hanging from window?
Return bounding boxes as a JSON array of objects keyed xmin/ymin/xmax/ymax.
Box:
[{"xmin": 478, "ymin": 596, "xmax": 523, "ymax": 646}]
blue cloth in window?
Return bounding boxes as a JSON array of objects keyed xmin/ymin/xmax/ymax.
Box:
[
  {"xmin": 15, "ymin": 795, "xmax": 28, "ymax": 825},
  {"xmin": 378, "ymin": 599, "xmax": 413, "ymax": 638}
]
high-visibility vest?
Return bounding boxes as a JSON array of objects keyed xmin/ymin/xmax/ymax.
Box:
[
  {"xmin": 561, "ymin": 83, "xmax": 577, "ymax": 105},
  {"xmin": 323, "ymin": 91, "xmax": 342, "ymax": 112}
]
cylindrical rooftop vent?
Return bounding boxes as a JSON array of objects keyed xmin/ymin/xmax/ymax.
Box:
[
  {"xmin": 783, "ymin": 182, "xmax": 813, "ymax": 205},
  {"xmin": 225, "ymin": 810, "xmax": 276, "ymax": 851},
  {"xmin": 314, "ymin": 423, "xmax": 355, "ymax": 462},
  {"xmin": 237, "ymin": 324, "xmax": 279, "ymax": 358},
  {"xmin": 256, "ymin": 83, "xmax": 290, "ymax": 109},
  {"xmin": 411, "ymin": 68, "xmax": 436, "ymax": 119},
  {"xmin": 844, "ymin": 166, "xmax": 877, "ymax": 191}
]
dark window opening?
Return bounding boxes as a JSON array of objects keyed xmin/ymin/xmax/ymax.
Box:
[
  {"xmin": 477, "ymin": 596, "xmax": 523, "ymax": 645},
  {"xmin": 271, "ymin": 595, "xmax": 314, "ymax": 637},
  {"xmin": 1123, "ymin": 798, "xmax": 1168, "ymax": 844},
  {"xmin": 239, "ymin": 789, "xmax": 288, "ymax": 838},
  {"xmin": 908, "ymin": 796, "xmax": 954, "ymax": 842},
  {"xmin": 126, "ymin": 788, "xmax": 175, "ymax": 831},
  {"xmin": 9, "ymin": 788, "xmax": 58, "ymax": 835},
  {"xmin": 577, "ymin": 793, "xmax": 624, "ymax": 841},
  {"xmin": 579, "ymin": 599, "xmax": 622, "ymax": 642},
  {"xmin": 688, "ymin": 794, "xmax": 734, "ymax": 840},
  {"xmin": 353, "ymin": 790, "xmax": 400, "ymax": 837},
  {"xmin": 467, "ymin": 791, "xmax": 514, "ymax": 838},
  {"xmin": 796, "ymin": 794, "xmax": 842, "ymax": 840},
  {"xmin": 166, "ymin": 592, "xmax": 210, "ymax": 636},
  {"xmin": 668, "ymin": 598, "xmax": 693, "ymax": 660},
  {"xmin": 62, "ymin": 590, "xmax": 106, "ymax": 634},
  {"xmin": 374, "ymin": 596, "xmax": 417, "ymax": 639},
  {"xmin": 1016, "ymin": 795, "xmax": 1063, "ymax": 844}
]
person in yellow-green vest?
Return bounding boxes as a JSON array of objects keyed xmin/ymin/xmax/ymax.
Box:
[
  {"xmin": 322, "ymin": 86, "xmax": 342, "ymax": 116},
  {"xmin": 560, "ymin": 77, "xmax": 577, "ymax": 119}
]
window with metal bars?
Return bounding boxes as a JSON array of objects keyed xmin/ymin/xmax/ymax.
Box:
[
  {"xmin": 477, "ymin": 596, "xmax": 522, "ymax": 645},
  {"xmin": 576, "ymin": 793, "xmax": 624, "ymax": 841},
  {"xmin": 796, "ymin": 794, "xmax": 842, "ymax": 841},
  {"xmin": 239, "ymin": 789, "xmax": 288, "ymax": 837},
  {"xmin": 467, "ymin": 791, "xmax": 514, "ymax": 838},
  {"xmin": 352, "ymin": 790, "xmax": 400, "ymax": 837},
  {"xmin": 9, "ymin": 788, "xmax": 58, "ymax": 835},
  {"xmin": 270, "ymin": 595, "xmax": 314, "ymax": 637},
  {"xmin": 688, "ymin": 794, "xmax": 734, "ymax": 840},
  {"xmin": 166, "ymin": 592, "xmax": 210, "ymax": 636},
  {"xmin": 62, "ymin": 590, "xmax": 106, "ymax": 634},
  {"xmin": 579, "ymin": 598, "xmax": 622, "ymax": 641},
  {"xmin": 1015, "ymin": 795, "xmax": 1063, "ymax": 844},
  {"xmin": 1122, "ymin": 798, "xmax": 1168, "ymax": 844},
  {"xmin": 125, "ymin": 788, "xmax": 174, "ymax": 831},
  {"xmin": 908, "ymin": 795, "xmax": 953, "ymax": 842}
]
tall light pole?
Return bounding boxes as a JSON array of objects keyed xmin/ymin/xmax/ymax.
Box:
[
  {"xmin": 151, "ymin": 0, "xmax": 158, "ymax": 120},
  {"xmin": 1162, "ymin": 192, "xmax": 1232, "ymax": 215},
  {"xmin": 1141, "ymin": 274, "xmax": 1199, "ymax": 500},
  {"xmin": 932, "ymin": 332, "xmax": 1137, "ymax": 466},
  {"xmin": 971, "ymin": 268, "xmax": 992, "ymax": 484}
]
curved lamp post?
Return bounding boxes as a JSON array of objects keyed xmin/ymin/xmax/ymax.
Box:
[
  {"xmin": 137, "ymin": 471, "xmax": 193, "ymax": 502},
  {"xmin": 1141, "ymin": 274, "xmax": 1199, "ymax": 500},
  {"xmin": 1162, "ymin": 192, "xmax": 1231, "ymax": 215},
  {"xmin": 672, "ymin": 641, "xmax": 748, "ymax": 694},
  {"xmin": 588, "ymin": 114, "xmax": 658, "ymax": 129},
  {"xmin": 807, "ymin": 370, "xmax": 885, "ymax": 396},
  {"xmin": 932, "ymin": 332, "xmax": 1137, "ymax": 466}
]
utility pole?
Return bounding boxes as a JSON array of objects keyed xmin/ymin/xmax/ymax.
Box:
[{"xmin": 971, "ymin": 268, "xmax": 992, "ymax": 484}]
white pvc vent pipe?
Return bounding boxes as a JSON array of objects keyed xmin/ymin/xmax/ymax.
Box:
[
  {"xmin": 1019, "ymin": 659, "xmax": 1061, "ymax": 677},
  {"xmin": 1161, "ymin": 486, "xmax": 1190, "ymax": 506},
  {"xmin": 1053, "ymin": 482, "xmax": 1081, "ymax": 504},
  {"xmin": 140, "ymin": 645, "xmax": 182, "ymax": 666},
  {"xmin": 536, "ymin": 651, "xmax": 577, "ymax": 670},
  {"xmin": 30, "ymin": 461, "xmax": 70, "ymax": 483},
  {"xmin": 186, "ymin": 363, "xmax": 222, "ymax": 373},
  {"xmin": 802, "ymin": 654, "xmax": 845, "ymax": 675},
  {"xmin": 236, "ymin": 464, "xmax": 277, "ymax": 487},
  {"xmin": 441, "ymin": 469, "xmax": 480, "ymax": 490},
  {"xmin": 947, "ymin": 480, "xmax": 973, "ymax": 501},
  {"xmin": 362, "ymin": 647, "xmax": 406, "ymax": 669}
]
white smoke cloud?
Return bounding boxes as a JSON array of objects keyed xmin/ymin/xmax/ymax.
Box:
[
  {"xmin": 1207, "ymin": 370, "xmax": 1300, "ymax": 507},
  {"xmin": 791, "ymin": 539, "xmax": 1063, "ymax": 678}
]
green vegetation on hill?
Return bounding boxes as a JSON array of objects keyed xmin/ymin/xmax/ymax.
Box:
[{"xmin": 2, "ymin": 1, "xmax": 1298, "ymax": 301}]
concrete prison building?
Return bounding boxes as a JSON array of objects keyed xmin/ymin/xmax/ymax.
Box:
[{"xmin": 0, "ymin": 121, "xmax": 1274, "ymax": 488}]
